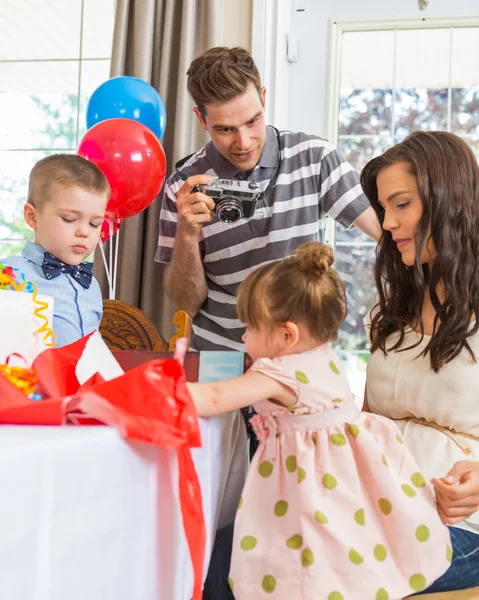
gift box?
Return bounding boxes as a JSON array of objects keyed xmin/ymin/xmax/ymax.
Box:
[{"xmin": 0, "ymin": 332, "xmax": 205, "ymax": 600}]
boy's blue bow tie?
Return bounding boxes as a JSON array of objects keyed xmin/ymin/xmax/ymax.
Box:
[{"xmin": 42, "ymin": 252, "xmax": 94, "ymax": 289}]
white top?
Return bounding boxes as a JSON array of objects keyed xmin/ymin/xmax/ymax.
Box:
[{"xmin": 366, "ymin": 320, "xmax": 479, "ymax": 534}]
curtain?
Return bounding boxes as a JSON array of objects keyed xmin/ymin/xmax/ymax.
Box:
[{"xmin": 95, "ymin": 0, "xmax": 223, "ymax": 339}]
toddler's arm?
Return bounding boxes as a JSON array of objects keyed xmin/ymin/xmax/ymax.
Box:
[{"xmin": 187, "ymin": 371, "xmax": 296, "ymax": 418}]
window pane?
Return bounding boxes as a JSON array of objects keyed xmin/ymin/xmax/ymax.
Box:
[
  {"xmin": 0, "ymin": 0, "xmax": 82, "ymax": 60},
  {"xmin": 394, "ymin": 29, "xmax": 450, "ymax": 136},
  {"xmin": 339, "ymin": 31, "xmax": 394, "ymax": 136},
  {"xmin": 82, "ymin": 0, "xmax": 115, "ymax": 59},
  {"xmin": 0, "ymin": 240, "xmax": 28, "ymax": 258},
  {"xmin": 0, "ymin": 62, "xmax": 79, "ymax": 150},
  {"xmin": 451, "ymin": 27, "xmax": 479, "ymax": 90},
  {"xmin": 395, "ymin": 88, "xmax": 448, "ymax": 136},
  {"xmin": 395, "ymin": 29, "xmax": 450, "ymax": 89},
  {"xmin": 0, "ymin": 151, "xmax": 59, "ymax": 256},
  {"xmin": 451, "ymin": 88, "xmax": 479, "ymax": 136},
  {"xmin": 463, "ymin": 136, "xmax": 479, "ymax": 161},
  {"xmin": 78, "ymin": 60, "xmax": 112, "ymax": 141},
  {"xmin": 337, "ymin": 135, "xmax": 392, "ymax": 172},
  {"xmin": 339, "ymin": 89, "xmax": 392, "ymax": 136},
  {"xmin": 335, "ymin": 244, "xmax": 376, "ymax": 353}
]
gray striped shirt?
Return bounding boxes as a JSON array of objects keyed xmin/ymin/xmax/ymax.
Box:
[{"xmin": 156, "ymin": 126, "xmax": 369, "ymax": 351}]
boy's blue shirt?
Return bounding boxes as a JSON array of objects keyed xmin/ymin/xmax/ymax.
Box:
[{"xmin": 2, "ymin": 240, "xmax": 102, "ymax": 347}]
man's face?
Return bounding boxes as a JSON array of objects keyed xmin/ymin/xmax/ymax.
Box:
[{"xmin": 194, "ymin": 83, "xmax": 267, "ymax": 172}]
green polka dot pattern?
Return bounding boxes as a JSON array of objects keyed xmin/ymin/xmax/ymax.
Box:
[
  {"xmin": 262, "ymin": 575, "xmax": 276, "ymax": 593},
  {"xmin": 258, "ymin": 461, "xmax": 273, "ymax": 478},
  {"xmin": 315, "ymin": 509, "xmax": 329, "ymax": 524},
  {"xmin": 378, "ymin": 499, "xmax": 392, "ymax": 515},
  {"xmin": 349, "ymin": 548, "xmax": 364, "ymax": 564},
  {"xmin": 409, "ymin": 574, "xmax": 427, "ymax": 592},
  {"xmin": 411, "ymin": 472, "xmax": 426, "ymax": 488},
  {"xmin": 298, "ymin": 467, "xmax": 306, "ymax": 483},
  {"xmin": 240, "ymin": 536, "xmax": 257, "ymax": 551},
  {"xmin": 354, "ymin": 509, "xmax": 365, "ymax": 526},
  {"xmin": 447, "ymin": 546, "xmax": 453, "ymax": 562},
  {"xmin": 322, "ymin": 473, "xmax": 337, "ymax": 489},
  {"xmin": 286, "ymin": 534, "xmax": 303, "ymax": 549},
  {"xmin": 382, "ymin": 455, "xmax": 388, "ymax": 467},
  {"xmin": 348, "ymin": 423, "xmax": 360, "ymax": 438},
  {"xmin": 331, "ymin": 433, "xmax": 347, "ymax": 446},
  {"xmin": 228, "ymin": 577, "xmax": 233, "ymax": 592},
  {"xmin": 274, "ymin": 500, "xmax": 288, "ymax": 517},
  {"xmin": 328, "ymin": 593, "xmax": 344, "ymax": 600},
  {"xmin": 374, "ymin": 544, "xmax": 387, "ymax": 561},
  {"xmin": 376, "ymin": 589, "xmax": 389, "ymax": 600},
  {"xmin": 416, "ymin": 525, "xmax": 430, "ymax": 542},
  {"xmin": 285, "ymin": 456, "xmax": 297, "ymax": 473},
  {"xmin": 401, "ymin": 484, "xmax": 416, "ymax": 497},
  {"xmin": 295, "ymin": 370, "xmax": 310, "ymax": 383},
  {"xmin": 302, "ymin": 549, "xmax": 314, "ymax": 567},
  {"xmin": 237, "ymin": 497, "xmax": 243, "ymax": 510},
  {"xmin": 329, "ymin": 361, "xmax": 340, "ymax": 374}
]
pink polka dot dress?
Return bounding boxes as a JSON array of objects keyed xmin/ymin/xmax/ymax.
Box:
[{"xmin": 228, "ymin": 345, "xmax": 451, "ymax": 600}]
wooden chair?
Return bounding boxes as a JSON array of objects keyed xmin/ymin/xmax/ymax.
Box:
[{"xmin": 100, "ymin": 299, "xmax": 192, "ymax": 352}]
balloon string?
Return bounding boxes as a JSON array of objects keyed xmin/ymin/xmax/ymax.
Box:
[{"xmin": 4, "ymin": 276, "xmax": 57, "ymax": 347}]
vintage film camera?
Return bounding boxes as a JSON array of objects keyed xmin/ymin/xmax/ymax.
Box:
[{"xmin": 191, "ymin": 178, "xmax": 264, "ymax": 224}]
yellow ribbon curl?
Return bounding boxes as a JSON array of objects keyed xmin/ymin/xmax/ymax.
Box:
[{"xmin": 1, "ymin": 274, "xmax": 57, "ymax": 347}]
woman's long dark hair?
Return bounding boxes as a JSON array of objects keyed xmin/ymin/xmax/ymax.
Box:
[{"xmin": 360, "ymin": 131, "xmax": 479, "ymax": 372}]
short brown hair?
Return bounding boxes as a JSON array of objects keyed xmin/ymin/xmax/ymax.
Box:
[
  {"xmin": 28, "ymin": 154, "xmax": 110, "ymax": 209},
  {"xmin": 237, "ymin": 242, "xmax": 347, "ymax": 344},
  {"xmin": 187, "ymin": 46, "xmax": 262, "ymax": 115}
]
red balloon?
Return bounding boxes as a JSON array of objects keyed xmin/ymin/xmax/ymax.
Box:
[
  {"xmin": 100, "ymin": 217, "xmax": 122, "ymax": 243},
  {"xmin": 78, "ymin": 118, "xmax": 167, "ymax": 219}
]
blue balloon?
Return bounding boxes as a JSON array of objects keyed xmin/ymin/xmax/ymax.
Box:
[{"xmin": 86, "ymin": 76, "xmax": 166, "ymax": 140}]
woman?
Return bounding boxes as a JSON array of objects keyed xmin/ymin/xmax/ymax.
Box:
[{"xmin": 361, "ymin": 130, "xmax": 479, "ymax": 594}]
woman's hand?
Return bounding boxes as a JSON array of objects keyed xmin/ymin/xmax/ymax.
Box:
[{"xmin": 431, "ymin": 460, "xmax": 479, "ymax": 525}]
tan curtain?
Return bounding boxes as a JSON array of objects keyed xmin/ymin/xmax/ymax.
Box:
[{"xmin": 94, "ymin": 0, "xmax": 223, "ymax": 338}]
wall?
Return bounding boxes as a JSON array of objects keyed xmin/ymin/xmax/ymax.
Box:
[
  {"xmin": 223, "ymin": 0, "xmax": 253, "ymax": 49},
  {"xmin": 287, "ymin": 0, "xmax": 479, "ymax": 137}
]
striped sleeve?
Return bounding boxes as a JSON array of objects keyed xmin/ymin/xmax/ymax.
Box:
[
  {"xmin": 155, "ymin": 175, "xmax": 182, "ymax": 263},
  {"xmin": 318, "ymin": 143, "xmax": 370, "ymax": 229}
]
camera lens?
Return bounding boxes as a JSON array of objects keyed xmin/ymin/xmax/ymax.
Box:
[{"xmin": 215, "ymin": 197, "xmax": 243, "ymax": 224}]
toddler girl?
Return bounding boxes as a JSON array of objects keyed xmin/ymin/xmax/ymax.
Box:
[{"xmin": 188, "ymin": 242, "xmax": 451, "ymax": 600}]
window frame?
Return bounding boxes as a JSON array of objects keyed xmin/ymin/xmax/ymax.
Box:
[{"xmin": 324, "ymin": 15, "xmax": 479, "ymax": 248}]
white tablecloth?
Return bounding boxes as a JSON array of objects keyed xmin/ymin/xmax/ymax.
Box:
[{"xmin": 0, "ymin": 412, "xmax": 247, "ymax": 600}]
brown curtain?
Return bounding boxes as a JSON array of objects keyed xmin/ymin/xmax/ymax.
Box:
[{"xmin": 94, "ymin": 0, "xmax": 223, "ymax": 339}]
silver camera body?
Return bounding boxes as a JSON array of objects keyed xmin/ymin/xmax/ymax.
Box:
[{"xmin": 191, "ymin": 178, "xmax": 264, "ymax": 224}]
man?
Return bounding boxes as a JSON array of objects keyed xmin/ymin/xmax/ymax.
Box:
[{"xmin": 155, "ymin": 46, "xmax": 381, "ymax": 350}]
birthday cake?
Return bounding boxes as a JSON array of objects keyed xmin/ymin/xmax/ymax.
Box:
[{"xmin": 0, "ymin": 264, "xmax": 56, "ymax": 365}]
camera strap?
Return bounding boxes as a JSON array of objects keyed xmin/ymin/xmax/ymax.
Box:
[{"xmin": 259, "ymin": 126, "xmax": 282, "ymax": 202}]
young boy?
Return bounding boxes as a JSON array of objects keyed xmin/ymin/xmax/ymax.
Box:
[{"xmin": 1, "ymin": 154, "xmax": 110, "ymax": 347}]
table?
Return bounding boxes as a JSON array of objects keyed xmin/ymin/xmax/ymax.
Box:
[{"xmin": 0, "ymin": 351, "xmax": 248, "ymax": 600}]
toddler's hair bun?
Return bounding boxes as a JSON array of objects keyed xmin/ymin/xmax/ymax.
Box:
[{"xmin": 295, "ymin": 242, "xmax": 334, "ymax": 276}]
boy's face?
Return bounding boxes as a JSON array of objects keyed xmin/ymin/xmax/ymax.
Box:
[{"xmin": 25, "ymin": 183, "xmax": 108, "ymax": 266}]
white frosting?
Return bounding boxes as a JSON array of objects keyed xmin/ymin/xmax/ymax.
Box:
[{"xmin": 0, "ymin": 289, "xmax": 55, "ymax": 365}]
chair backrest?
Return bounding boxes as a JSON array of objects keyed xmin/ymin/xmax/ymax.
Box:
[{"xmin": 100, "ymin": 299, "xmax": 192, "ymax": 352}]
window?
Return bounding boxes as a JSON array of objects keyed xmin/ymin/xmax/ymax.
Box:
[
  {"xmin": 327, "ymin": 19, "xmax": 479, "ymax": 397},
  {"xmin": 0, "ymin": 0, "xmax": 115, "ymax": 257}
]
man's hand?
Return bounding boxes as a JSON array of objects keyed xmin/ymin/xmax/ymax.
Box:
[
  {"xmin": 177, "ymin": 175, "xmax": 216, "ymax": 233},
  {"xmin": 432, "ymin": 460, "xmax": 479, "ymax": 525}
]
